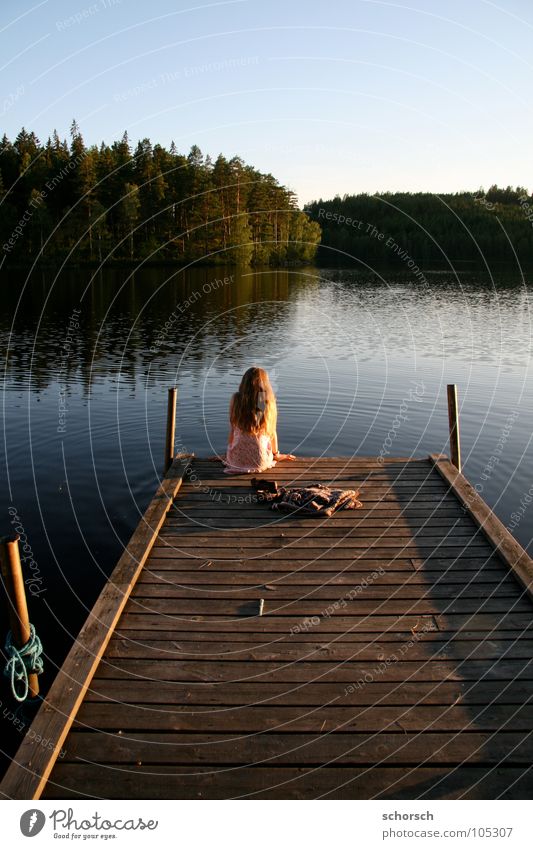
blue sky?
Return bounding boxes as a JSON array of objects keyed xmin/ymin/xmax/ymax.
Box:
[{"xmin": 2, "ymin": 0, "xmax": 532, "ymax": 204}]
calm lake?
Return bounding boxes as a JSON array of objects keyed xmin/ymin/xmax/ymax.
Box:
[{"xmin": 1, "ymin": 264, "xmax": 532, "ymax": 716}]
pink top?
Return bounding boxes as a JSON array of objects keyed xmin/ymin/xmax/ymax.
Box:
[{"xmin": 224, "ymin": 426, "xmax": 277, "ymax": 474}]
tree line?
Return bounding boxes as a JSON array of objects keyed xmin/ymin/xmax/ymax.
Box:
[
  {"xmin": 0, "ymin": 122, "xmax": 321, "ymax": 266},
  {"xmin": 305, "ymin": 187, "xmax": 533, "ymax": 266}
]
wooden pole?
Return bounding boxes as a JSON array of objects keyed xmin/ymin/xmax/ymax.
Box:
[
  {"xmin": 447, "ymin": 383, "xmax": 461, "ymax": 472},
  {"xmin": 0, "ymin": 534, "xmax": 39, "ymax": 699},
  {"xmin": 164, "ymin": 387, "xmax": 177, "ymax": 472}
]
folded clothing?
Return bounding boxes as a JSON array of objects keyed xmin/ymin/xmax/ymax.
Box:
[{"xmin": 251, "ymin": 478, "xmax": 363, "ymax": 517}]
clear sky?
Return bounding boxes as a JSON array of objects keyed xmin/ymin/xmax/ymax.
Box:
[{"xmin": 1, "ymin": 0, "xmax": 532, "ymax": 205}]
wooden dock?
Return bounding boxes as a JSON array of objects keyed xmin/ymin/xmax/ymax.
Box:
[{"xmin": 2, "ymin": 453, "xmax": 533, "ymax": 800}]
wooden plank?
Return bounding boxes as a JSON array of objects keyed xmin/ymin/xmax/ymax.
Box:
[
  {"xmin": 170, "ymin": 511, "xmax": 468, "ymax": 523},
  {"xmin": 159, "ymin": 526, "xmax": 480, "ymax": 541},
  {"xmin": 73, "ymin": 703, "xmax": 533, "ymax": 733},
  {"xmin": 183, "ymin": 477, "xmax": 447, "ymax": 487},
  {"xmin": 182, "ymin": 465, "xmax": 439, "ymax": 475},
  {"xmin": 164, "ymin": 523, "xmax": 477, "ymax": 538},
  {"xmin": 168, "ymin": 514, "xmax": 470, "ymax": 526},
  {"xmin": 123, "ymin": 597, "xmax": 530, "ymax": 616},
  {"xmin": 175, "ymin": 493, "xmax": 457, "ymax": 504},
  {"xmin": 166, "ymin": 503, "xmax": 472, "ymax": 516},
  {"xmin": 180, "ymin": 470, "xmax": 445, "ymax": 482},
  {"xmin": 192, "ymin": 478, "xmax": 433, "ymax": 486},
  {"xmin": 0, "ymin": 455, "xmax": 193, "ymax": 801},
  {"xmin": 170, "ymin": 506, "xmax": 468, "ymax": 517},
  {"xmin": 56, "ymin": 730, "xmax": 533, "ymax": 765},
  {"xmin": 178, "ymin": 480, "xmax": 450, "ymax": 490},
  {"xmin": 146, "ymin": 550, "xmax": 495, "ymax": 565},
  {"xmin": 144, "ymin": 556, "xmax": 505, "ymax": 571},
  {"xmin": 117, "ymin": 612, "xmax": 532, "ymax": 632},
  {"xmin": 190, "ymin": 467, "xmax": 424, "ymax": 475},
  {"xmin": 185, "ymin": 479, "xmax": 438, "ymax": 487},
  {"xmin": 189, "ymin": 466, "xmax": 426, "ymax": 479},
  {"xmin": 133, "ymin": 582, "xmax": 520, "ymax": 600},
  {"xmin": 84, "ymin": 678, "xmax": 533, "ymax": 705},
  {"xmin": 155, "ymin": 537, "xmax": 488, "ymax": 551},
  {"xmin": 430, "ymin": 454, "xmax": 533, "ymax": 601},
  {"xmin": 164, "ymin": 516, "xmax": 477, "ymax": 529},
  {"xmin": 112, "ymin": 627, "xmax": 533, "ymax": 643},
  {"xmin": 94, "ymin": 657, "xmax": 533, "ymax": 683},
  {"xmin": 104, "ymin": 636, "xmax": 533, "ymax": 661},
  {"xmin": 137, "ymin": 568, "xmax": 511, "ymax": 584},
  {"xmin": 177, "ymin": 490, "xmax": 455, "ymax": 500},
  {"xmin": 192, "ymin": 456, "xmax": 420, "ymax": 465},
  {"xmin": 39, "ymin": 764, "xmax": 533, "ymax": 800}
]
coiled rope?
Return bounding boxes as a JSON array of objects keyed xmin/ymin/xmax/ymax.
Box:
[{"xmin": 3, "ymin": 625, "xmax": 44, "ymax": 702}]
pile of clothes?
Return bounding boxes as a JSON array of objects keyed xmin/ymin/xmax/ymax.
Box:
[{"xmin": 251, "ymin": 478, "xmax": 363, "ymax": 517}]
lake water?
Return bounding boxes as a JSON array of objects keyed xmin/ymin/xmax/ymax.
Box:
[{"xmin": 1, "ymin": 264, "xmax": 532, "ymax": 733}]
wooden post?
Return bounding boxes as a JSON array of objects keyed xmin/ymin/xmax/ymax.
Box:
[
  {"xmin": 0, "ymin": 534, "xmax": 39, "ymax": 699},
  {"xmin": 447, "ymin": 384, "xmax": 461, "ymax": 472},
  {"xmin": 164, "ymin": 387, "xmax": 177, "ymax": 472}
]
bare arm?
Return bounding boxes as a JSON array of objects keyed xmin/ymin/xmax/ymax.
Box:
[{"xmin": 271, "ymin": 429, "xmax": 295, "ymax": 462}]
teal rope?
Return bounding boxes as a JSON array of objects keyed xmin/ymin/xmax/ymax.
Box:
[{"xmin": 3, "ymin": 625, "xmax": 44, "ymax": 703}]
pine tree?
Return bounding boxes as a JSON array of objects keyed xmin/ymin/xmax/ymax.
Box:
[{"xmin": 0, "ymin": 124, "xmax": 324, "ymax": 265}]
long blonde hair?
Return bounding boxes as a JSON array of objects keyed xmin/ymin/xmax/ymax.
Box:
[{"xmin": 230, "ymin": 367, "xmax": 277, "ymax": 435}]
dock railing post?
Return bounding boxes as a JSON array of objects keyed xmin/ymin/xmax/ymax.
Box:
[
  {"xmin": 164, "ymin": 387, "xmax": 177, "ymax": 472},
  {"xmin": 0, "ymin": 534, "xmax": 40, "ymax": 699},
  {"xmin": 446, "ymin": 383, "xmax": 461, "ymax": 472}
]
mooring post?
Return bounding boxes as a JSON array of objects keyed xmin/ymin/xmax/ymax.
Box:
[
  {"xmin": 446, "ymin": 383, "xmax": 461, "ymax": 472},
  {"xmin": 0, "ymin": 534, "xmax": 39, "ymax": 699},
  {"xmin": 164, "ymin": 386, "xmax": 178, "ymax": 472}
]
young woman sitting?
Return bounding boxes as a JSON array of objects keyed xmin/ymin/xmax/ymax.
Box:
[{"xmin": 221, "ymin": 366, "xmax": 295, "ymax": 474}]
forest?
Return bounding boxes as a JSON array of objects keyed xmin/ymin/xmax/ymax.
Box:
[
  {"xmin": 0, "ymin": 123, "xmax": 321, "ymax": 267},
  {"xmin": 306, "ymin": 187, "xmax": 533, "ymax": 266},
  {"xmin": 2, "ymin": 124, "xmax": 531, "ymax": 271}
]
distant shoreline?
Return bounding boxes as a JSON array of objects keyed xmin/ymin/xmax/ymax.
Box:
[{"xmin": 3, "ymin": 258, "xmax": 530, "ymax": 275}]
